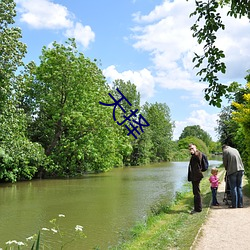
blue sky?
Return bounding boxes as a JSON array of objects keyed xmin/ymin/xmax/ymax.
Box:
[{"xmin": 14, "ymin": 0, "xmax": 250, "ymax": 141}]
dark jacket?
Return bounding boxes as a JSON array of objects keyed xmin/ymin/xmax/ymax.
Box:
[{"xmin": 188, "ymin": 150, "xmax": 204, "ymax": 182}]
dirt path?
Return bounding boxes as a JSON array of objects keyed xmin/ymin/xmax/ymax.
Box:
[{"xmin": 192, "ymin": 174, "xmax": 250, "ymax": 250}]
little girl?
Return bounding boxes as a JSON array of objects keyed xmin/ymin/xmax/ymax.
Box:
[{"xmin": 209, "ymin": 168, "xmax": 220, "ymax": 206}]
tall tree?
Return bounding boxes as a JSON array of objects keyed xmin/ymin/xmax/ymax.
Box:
[
  {"xmin": 0, "ymin": 0, "xmax": 46, "ymax": 182},
  {"xmin": 24, "ymin": 39, "xmax": 123, "ymax": 175},
  {"xmin": 190, "ymin": 0, "xmax": 250, "ymax": 107},
  {"xmin": 230, "ymin": 76, "xmax": 250, "ymax": 176},
  {"xmin": 0, "ymin": 0, "xmax": 26, "ymax": 108},
  {"xmin": 111, "ymin": 79, "xmax": 141, "ymax": 165},
  {"xmin": 142, "ymin": 102, "xmax": 174, "ymax": 162},
  {"xmin": 216, "ymin": 106, "xmax": 240, "ymax": 147}
]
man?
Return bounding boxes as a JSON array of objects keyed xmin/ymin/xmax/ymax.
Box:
[
  {"xmin": 222, "ymin": 144, "xmax": 244, "ymax": 208},
  {"xmin": 188, "ymin": 143, "xmax": 204, "ymax": 214}
]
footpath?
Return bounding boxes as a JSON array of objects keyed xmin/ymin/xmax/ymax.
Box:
[{"xmin": 191, "ymin": 173, "xmax": 250, "ymax": 250}]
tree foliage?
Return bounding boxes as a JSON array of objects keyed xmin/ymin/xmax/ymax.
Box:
[
  {"xmin": 178, "ymin": 136, "xmax": 209, "ymax": 156},
  {"xmin": 190, "ymin": 0, "xmax": 250, "ymax": 107},
  {"xmin": 231, "ymin": 81, "xmax": 250, "ymax": 176},
  {"xmin": 215, "ymin": 72, "xmax": 250, "ymax": 176},
  {"xmin": 0, "ymin": 0, "xmax": 179, "ymax": 182},
  {"xmin": 111, "ymin": 79, "xmax": 142, "ymax": 165},
  {"xmin": 142, "ymin": 102, "xmax": 174, "ymax": 162},
  {"xmin": 179, "ymin": 125, "xmax": 212, "ymax": 146},
  {"xmin": 0, "ymin": 0, "xmax": 48, "ymax": 182},
  {"xmin": 24, "ymin": 39, "xmax": 125, "ymax": 175}
]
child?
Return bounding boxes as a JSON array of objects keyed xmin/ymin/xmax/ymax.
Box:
[{"xmin": 209, "ymin": 168, "xmax": 220, "ymax": 206}]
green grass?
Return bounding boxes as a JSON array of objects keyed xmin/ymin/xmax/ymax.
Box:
[{"xmin": 111, "ymin": 170, "xmax": 225, "ymax": 250}]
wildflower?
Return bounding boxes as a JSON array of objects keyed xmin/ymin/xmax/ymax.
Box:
[
  {"xmin": 51, "ymin": 228, "xmax": 58, "ymax": 233},
  {"xmin": 42, "ymin": 227, "xmax": 50, "ymax": 231},
  {"xmin": 6, "ymin": 240, "xmax": 17, "ymax": 245},
  {"xmin": 75, "ymin": 225, "xmax": 83, "ymax": 232},
  {"xmin": 5, "ymin": 240, "xmax": 25, "ymax": 246},
  {"xmin": 26, "ymin": 236, "xmax": 34, "ymax": 241},
  {"xmin": 58, "ymin": 214, "xmax": 65, "ymax": 217},
  {"xmin": 17, "ymin": 242, "xmax": 25, "ymax": 246}
]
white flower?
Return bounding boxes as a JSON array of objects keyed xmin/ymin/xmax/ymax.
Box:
[
  {"xmin": 17, "ymin": 242, "xmax": 25, "ymax": 246},
  {"xmin": 6, "ymin": 240, "xmax": 17, "ymax": 245},
  {"xmin": 42, "ymin": 227, "xmax": 50, "ymax": 231},
  {"xmin": 5, "ymin": 240, "xmax": 24, "ymax": 246},
  {"xmin": 26, "ymin": 236, "xmax": 34, "ymax": 241},
  {"xmin": 51, "ymin": 228, "xmax": 58, "ymax": 233},
  {"xmin": 75, "ymin": 225, "xmax": 83, "ymax": 231},
  {"xmin": 58, "ymin": 214, "xmax": 65, "ymax": 217}
]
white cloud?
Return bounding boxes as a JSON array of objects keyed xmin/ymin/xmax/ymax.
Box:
[
  {"xmin": 65, "ymin": 22, "xmax": 95, "ymax": 48},
  {"xmin": 16, "ymin": 0, "xmax": 95, "ymax": 49},
  {"xmin": 16, "ymin": 0, "xmax": 73, "ymax": 29},
  {"xmin": 103, "ymin": 65, "xmax": 155, "ymax": 103},
  {"xmin": 173, "ymin": 110, "xmax": 219, "ymax": 141},
  {"xmin": 130, "ymin": 0, "xmax": 250, "ymax": 95}
]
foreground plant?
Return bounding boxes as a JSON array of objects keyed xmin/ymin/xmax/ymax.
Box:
[{"xmin": 1, "ymin": 214, "xmax": 86, "ymax": 249}]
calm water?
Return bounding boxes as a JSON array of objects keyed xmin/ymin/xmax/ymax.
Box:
[{"xmin": 0, "ymin": 160, "xmax": 221, "ymax": 249}]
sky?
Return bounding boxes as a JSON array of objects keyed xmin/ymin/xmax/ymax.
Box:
[{"xmin": 14, "ymin": 0, "xmax": 250, "ymax": 141}]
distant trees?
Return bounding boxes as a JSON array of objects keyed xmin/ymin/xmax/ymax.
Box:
[
  {"xmin": 179, "ymin": 125, "xmax": 212, "ymax": 146},
  {"xmin": 178, "ymin": 136, "xmax": 209, "ymax": 156}
]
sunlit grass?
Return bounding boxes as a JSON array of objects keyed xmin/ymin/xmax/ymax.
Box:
[{"xmin": 111, "ymin": 173, "xmax": 220, "ymax": 250}]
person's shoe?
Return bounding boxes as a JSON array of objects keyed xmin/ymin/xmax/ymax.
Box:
[
  {"xmin": 190, "ymin": 209, "xmax": 201, "ymax": 214},
  {"xmin": 212, "ymin": 203, "xmax": 220, "ymax": 206},
  {"xmin": 228, "ymin": 205, "xmax": 236, "ymax": 208},
  {"xmin": 238, "ymin": 205, "xmax": 243, "ymax": 208}
]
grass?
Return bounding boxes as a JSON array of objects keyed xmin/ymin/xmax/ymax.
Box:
[{"xmin": 111, "ymin": 169, "xmax": 225, "ymax": 250}]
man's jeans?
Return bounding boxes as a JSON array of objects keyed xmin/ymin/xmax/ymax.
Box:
[{"xmin": 228, "ymin": 170, "xmax": 244, "ymax": 208}]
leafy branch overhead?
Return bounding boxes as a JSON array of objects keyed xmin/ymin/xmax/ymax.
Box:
[{"xmin": 189, "ymin": 0, "xmax": 250, "ymax": 107}]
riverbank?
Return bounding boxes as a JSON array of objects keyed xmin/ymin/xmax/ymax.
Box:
[
  {"xmin": 112, "ymin": 168, "xmax": 250, "ymax": 250},
  {"xmin": 111, "ymin": 169, "xmax": 222, "ymax": 249}
]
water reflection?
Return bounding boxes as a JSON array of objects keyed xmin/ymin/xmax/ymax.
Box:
[{"xmin": 0, "ymin": 160, "xmax": 221, "ymax": 249}]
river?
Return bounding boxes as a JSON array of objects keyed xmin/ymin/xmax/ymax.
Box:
[{"xmin": 0, "ymin": 159, "xmax": 222, "ymax": 249}]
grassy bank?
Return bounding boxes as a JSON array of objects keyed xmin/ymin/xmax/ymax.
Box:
[{"xmin": 111, "ymin": 169, "xmax": 225, "ymax": 250}]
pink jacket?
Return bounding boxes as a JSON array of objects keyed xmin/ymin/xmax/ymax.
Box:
[{"xmin": 209, "ymin": 175, "xmax": 219, "ymax": 188}]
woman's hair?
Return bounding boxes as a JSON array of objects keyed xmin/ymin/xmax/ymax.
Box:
[{"xmin": 211, "ymin": 167, "xmax": 218, "ymax": 174}]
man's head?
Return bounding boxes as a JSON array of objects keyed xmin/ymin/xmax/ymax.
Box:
[{"xmin": 188, "ymin": 143, "xmax": 197, "ymax": 155}]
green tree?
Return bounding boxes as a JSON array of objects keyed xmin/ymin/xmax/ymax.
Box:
[
  {"xmin": 142, "ymin": 102, "xmax": 174, "ymax": 162},
  {"xmin": 178, "ymin": 136, "xmax": 209, "ymax": 156},
  {"xmin": 24, "ymin": 39, "xmax": 123, "ymax": 175},
  {"xmin": 190, "ymin": 0, "xmax": 250, "ymax": 107},
  {"xmin": 179, "ymin": 125, "xmax": 212, "ymax": 146},
  {"xmin": 0, "ymin": 0, "xmax": 47, "ymax": 182},
  {"xmin": 230, "ymin": 80, "xmax": 250, "ymax": 176},
  {"xmin": 111, "ymin": 79, "xmax": 143, "ymax": 165},
  {"xmin": 216, "ymin": 106, "xmax": 239, "ymax": 147}
]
